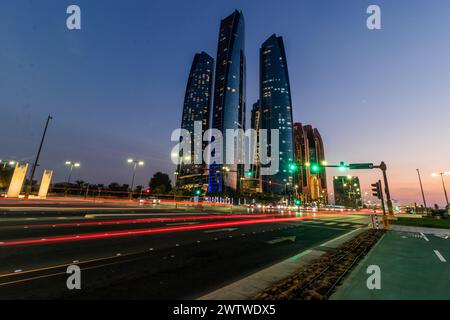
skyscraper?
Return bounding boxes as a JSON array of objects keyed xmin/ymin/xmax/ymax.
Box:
[
  {"xmin": 250, "ymin": 100, "xmax": 261, "ymax": 180},
  {"xmin": 333, "ymin": 176, "xmax": 362, "ymax": 208},
  {"xmin": 260, "ymin": 34, "xmax": 294, "ymax": 195},
  {"xmin": 293, "ymin": 123, "xmax": 328, "ymax": 204},
  {"xmin": 176, "ymin": 52, "xmax": 214, "ymax": 187},
  {"xmin": 208, "ymin": 10, "xmax": 246, "ymax": 194}
]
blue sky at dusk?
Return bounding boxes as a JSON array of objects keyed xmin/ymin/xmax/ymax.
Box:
[{"xmin": 1, "ymin": 0, "xmax": 450, "ymax": 205}]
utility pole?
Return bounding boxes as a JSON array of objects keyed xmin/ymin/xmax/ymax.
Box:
[
  {"xmin": 439, "ymin": 173, "xmax": 449, "ymax": 207},
  {"xmin": 416, "ymin": 169, "xmax": 428, "ymax": 213},
  {"xmin": 26, "ymin": 115, "xmax": 52, "ymax": 198}
]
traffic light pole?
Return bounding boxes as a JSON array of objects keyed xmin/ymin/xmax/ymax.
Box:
[{"xmin": 376, "ymin": 161, "xmax": 394, "ymax": 216}]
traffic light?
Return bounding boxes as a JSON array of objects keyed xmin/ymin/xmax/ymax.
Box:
[
  {"xmin": 246, "ymin": 170, "xmax": 253, "ymax": 178},
  {"xmin": 194, "ymin": 189, "xmax": 202, "ymax": 196},
  {"xmin": 294, "ymin": 199, "xmax": 301, "ymax": 206},
  {"xmin": 310, "ymin": 163, "xmax": 320, "ymax": 173},
  {"xmin": 289, "ymin": 163, "xmax": 298, "ymax": 172},
  {"xmin": 371, "ymin": 181, "xmax": 382, "ymax": 200},
  {"xmin": 338, "ymin": 161, "xmax": 348, "ymax": 172}
]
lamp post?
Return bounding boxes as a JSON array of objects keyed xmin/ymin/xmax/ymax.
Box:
[
  {"xmin": 65, "ymin": 161, "xmax": 80, "ymax": 196},
  {"xmin": 26, "ymin": 115, "xmax": 53, "ymax": 198},
  {"xmin": 127, "ymin": 159, "xmax": 144, "ymax": 200},
  {"xmin": 432, "ymin": 172, "xmax": 450, "ymax": 207},
  {"xmin": 416, "ymin": 169, "xmax": 428, "ymax": 213},
  {"xmin": 0, "ymin": 160, "xmax": 16, "ymax": 169}
]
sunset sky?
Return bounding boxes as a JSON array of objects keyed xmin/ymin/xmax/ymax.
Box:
[{"xmin": 1, "ymin": 0, "xmax": 449, "ymax": 206}]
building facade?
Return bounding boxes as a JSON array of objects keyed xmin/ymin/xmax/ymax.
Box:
[
  {"xmin": 176, "ymin": 52, "xmax": 214, "ymax": 187},
  {"xmin": 260, "ymin": 34, "xmax": 294, "ymax": 195},
  {"xmin": 293, "ymin": 123, "xmax": 328, "ymax": 204},
  {"xmin": 333, "ymin": 176, "xmax": 362, "ymax": 208},
  {"xmin": 208, "ymin": 10, "xmax": 246, "ymax": 194}
]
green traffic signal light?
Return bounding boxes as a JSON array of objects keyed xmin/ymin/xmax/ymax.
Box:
[
  {"xmin": 311, "ymin": 163, "xmax": 320, "ymax": 173},
  {"xmin": 338, "ymin": 161, "xmax": 348, "ymax": 172},
  {"xmin": 294, "ymin": 199, "xmax": 301, "ymax": 206},
  {"xmin": 289, "ymin": 163, "xmax": 298, "ymax": 172},
  {"xmin": 194, "ymin": 189, "xmax": 201, "ymax": 196},
  {"xmin": 246, "ymin": 171, "xmax": 253, "ymax": 177}
]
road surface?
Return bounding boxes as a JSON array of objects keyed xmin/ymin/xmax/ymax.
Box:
[{"xmin": 0, "ymin": 202, "xmax": 369, "ymax": 299}]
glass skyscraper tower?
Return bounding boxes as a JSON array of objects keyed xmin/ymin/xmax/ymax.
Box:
[
  {"xmin": 208, "ymin": 10, "xmax": 246, "ymax": 194},
  {"xmin": 260, "ymin": 34, "xmax": 294, "ymax": 195},
  {"xmin": 176, "ymin": 52, "xmax": 214, "ymax": 187}
]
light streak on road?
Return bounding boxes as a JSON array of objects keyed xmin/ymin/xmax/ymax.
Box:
[{"xmin": 0, "ymin": 215, "xmax": 334, "ymax": 247}]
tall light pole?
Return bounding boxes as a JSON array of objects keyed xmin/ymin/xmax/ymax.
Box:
[
  {"xmin": 0, "ymin": 160, "xmax": 16, "ymax": 169},
  {"xmin": 127, "ymin": 159, "xmax": 144, "ymax": 200},
  {"xmin": 64, "ymin": 161, "xmax": 80, "ymax": 197},
  {"xmin": 26, "ymin": 115, "xmax": 53, "ymax": 198},
  {"xmin": 65, "ymin": 161, "xmax": 81, "ymax": 184},
  {"xmin": 416, "ymin": 169, "xmax": 428, "ymax": 212},
  {"xmin": 432, "ymin": 172, "xmax": 450, "ymax": 207}
]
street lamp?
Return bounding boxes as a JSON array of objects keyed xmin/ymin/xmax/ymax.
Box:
[
  {"xmin": 0, "ymin": 160, "xmax": 16, "ymax": 168},
  {"xmin": 431, "ymin": 172, "xmax": 450, "ymax": 207},
  {"xmin": 65, "ymin": 161, "xmax": 80, "ymax": 184},
  {"xmin": 127, "ymin": 158, "xmax": 144, "ymax": 199},
  {"xmin": 65, "ymin": 161, "xmax": 80, "ymax": 196}
]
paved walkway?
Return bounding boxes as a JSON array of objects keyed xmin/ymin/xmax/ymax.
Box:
[{"xmin": 332, "ymin": 229, "xmax": 450, "ymax": 300}]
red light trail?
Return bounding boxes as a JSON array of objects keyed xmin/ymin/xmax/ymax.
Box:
[
  {"xmin": 0, "ymin": 215, "xmax": 333, "ymax": 247},
  {"xmin": 14, "ymin": 213, "xmax": 288, "ymax": 229}
]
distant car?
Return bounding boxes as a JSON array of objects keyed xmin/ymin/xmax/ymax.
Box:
[{"xmin": 139, "ymin": 196, "xmax": 161, "ymax": 204}]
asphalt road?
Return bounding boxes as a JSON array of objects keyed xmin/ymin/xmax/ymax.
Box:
[{"xmin": 0, "ymin": 205, "xmax": 369, "ymax": 299}]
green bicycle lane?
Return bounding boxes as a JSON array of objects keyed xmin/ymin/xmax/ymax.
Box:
[{"xmin": 332, "ymin": 230, "xmax": 450, "ymax": 300}]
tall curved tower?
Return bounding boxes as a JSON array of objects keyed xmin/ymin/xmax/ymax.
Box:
[
  {"xmin": 260, "ymin": 34, "xmax": 294, "ymax": 195},
  {"xmin": 177, "ymin": 52, "xmax": 214, "ymax": 187},
  {"xmin": 208, "ymin": 10, "xmax": 246, "ymax": 194}
]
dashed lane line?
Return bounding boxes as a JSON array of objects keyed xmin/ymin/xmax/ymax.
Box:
[{"xmin": 434, "ymin": 250, "xmax": 447, "ymax": 262}]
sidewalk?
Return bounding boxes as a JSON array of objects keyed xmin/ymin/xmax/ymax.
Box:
[{"xmin": 331, "ymin": 229, "xmax": 450, "ymax": 300}]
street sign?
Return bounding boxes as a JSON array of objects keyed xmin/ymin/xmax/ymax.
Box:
[{"xmin": 349, "ymin": 163, "xmax": 374, "ymax": 170}]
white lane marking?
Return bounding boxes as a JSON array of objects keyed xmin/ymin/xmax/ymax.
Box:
[
  {"xmin": 420, "ymin": 232, "xmax": 429, "ymax": 242},
  {"xmin": 434, "ymin": 250, "xmax": 447, "ymax": 262},
  {"xmin": 204, "ymin": 228, "xmax": 238, "ymax": 233},
  {"xmin": 14, "ymin": 269, "xmax": 22, "ymax": 273},
  {"xmin": 320, "ymin": 228, "xmax": 364, "ymax": 247},
  {"xmin": 324, "ymin": 222, "xmax": 336, "ymax": 225},
  {"xmin": 434, "ymin": 234, "xmax": 449, "ymax": 240},
  {"xmin": 339, "ymin": 223, "xmax": 350, "ymax": 227},
  {"xmin": 267, "ymin": 236, "xmax": 296, "ymax": 245}
]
